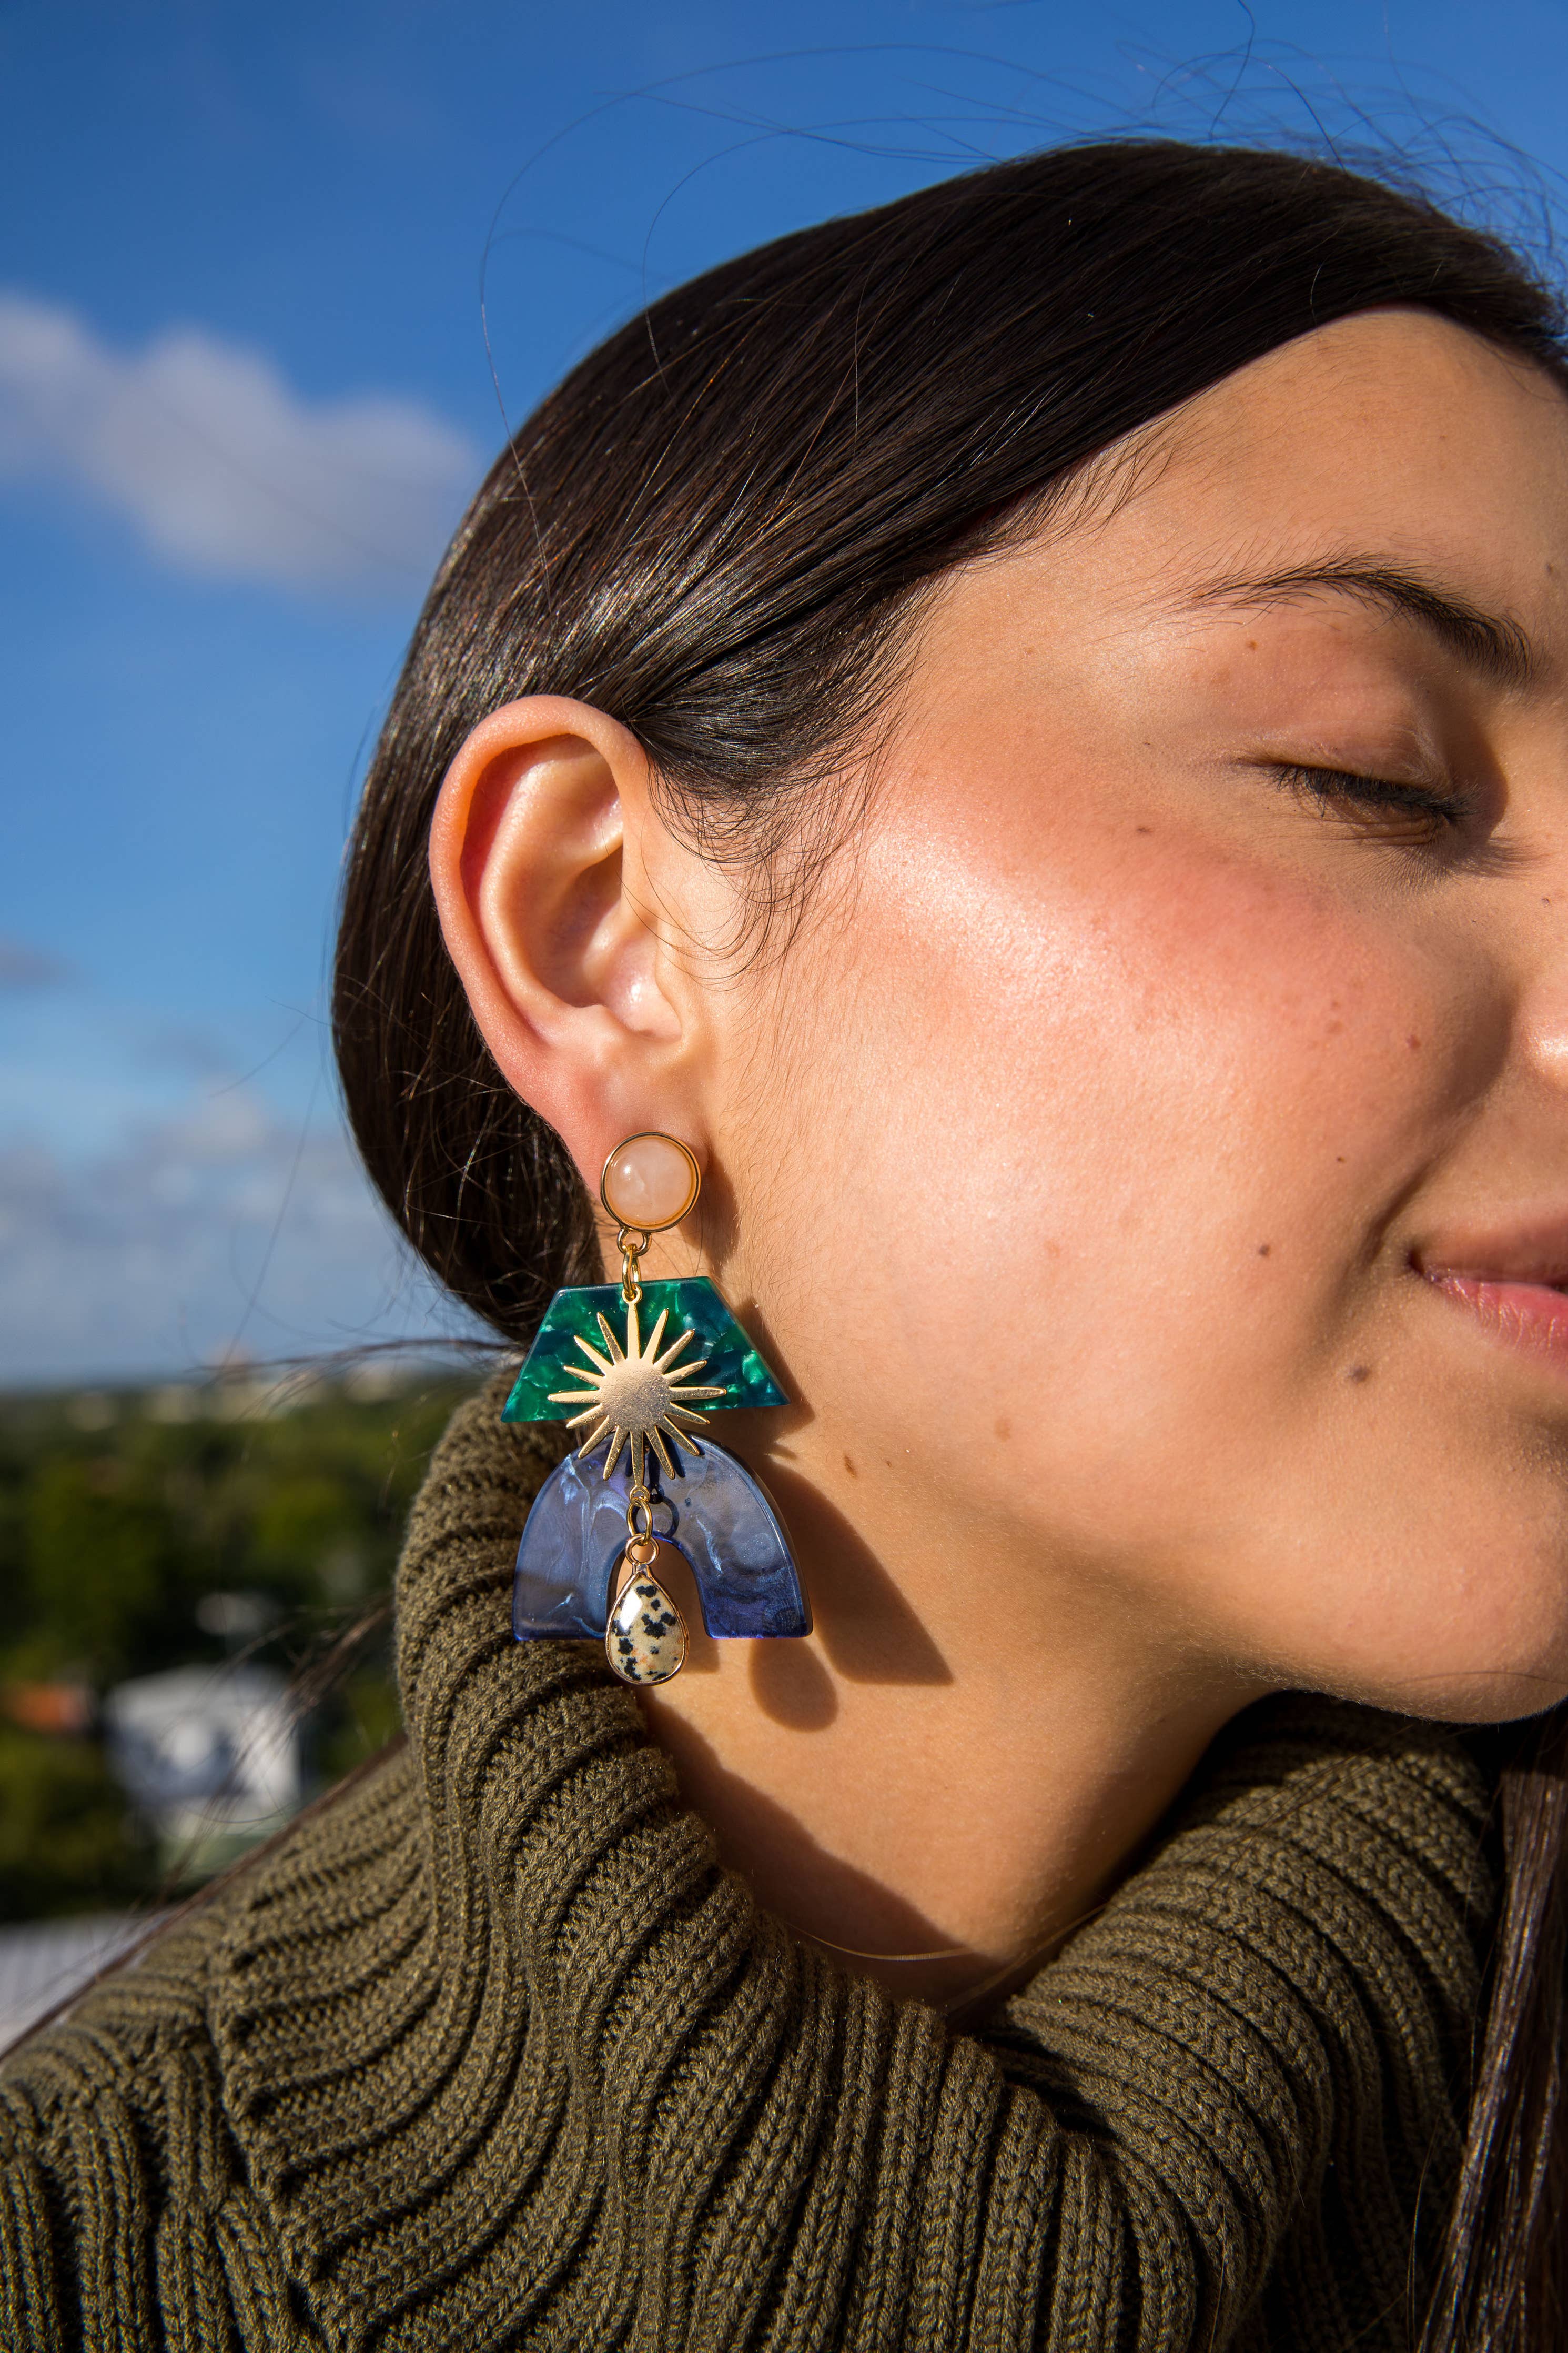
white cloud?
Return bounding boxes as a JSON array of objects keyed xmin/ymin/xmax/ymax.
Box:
[
  {"xmin": 0, "ymin": 937, "xmax": 73, "ymax": 990},
  {"xmin": 0, "ymin": 1086, "xmax": 489, "ymax": 1383},
  {"xmin": 0, "ymin": 290, "xmax": 480, "ymax": 596}
]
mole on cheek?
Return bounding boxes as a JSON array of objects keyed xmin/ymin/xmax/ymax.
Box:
[
  {"xmin": 1347, "ymin": 1365, "xmax": 1374, "ymax": 1385},
  {"xmin": 1257, "ymin": 1243, "xmax": 1272, "ymax": 1258}
]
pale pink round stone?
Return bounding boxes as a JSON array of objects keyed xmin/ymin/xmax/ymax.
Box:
[{"xmin": 601, "ymin": 1132, "xmax": 700, "ymax": 1231}]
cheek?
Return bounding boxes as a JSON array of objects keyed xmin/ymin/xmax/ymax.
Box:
[
  {"xmin": 748, "ymin": 799, "xmax": 1478, "ymax": 1515},
  {"xmin": 867, "ymin": 815, "xmax": 1444, "ymax": 1269}
]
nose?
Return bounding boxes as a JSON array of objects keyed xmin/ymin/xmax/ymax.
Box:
[
  {"xmin": 1514, "ymin": 874, "xmax": 1568, "ymax": 1090},
  {"xmin": 1531, "ymin": 1026, "xmax": 1568, "ymax": 1079}
]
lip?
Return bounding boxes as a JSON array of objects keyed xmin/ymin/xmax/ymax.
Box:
[
  {"xmin": 1417, "ymin": 1212, "xmax": 1568, "ymax": 1372},
  {"xmin": 1422, "ymin": 1272, "xmax": 1568, "ymax": 1369}
]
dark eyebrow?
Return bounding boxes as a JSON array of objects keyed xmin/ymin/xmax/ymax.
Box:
[{"xmin": 1186, "ymin": 558, "xmax": 1537, "ymax": 689}]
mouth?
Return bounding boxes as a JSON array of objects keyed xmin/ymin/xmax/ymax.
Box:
[{"xmin": 1415, "ymin": 1214, "xmax": 1568, "ymax": 1370}]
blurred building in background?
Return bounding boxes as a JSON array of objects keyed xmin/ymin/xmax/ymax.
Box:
[
  {"xmin": 103, "ymin": 1660, "xmax": 300, "ymax": 1883},
  {"xmin": 0, "ymin": 1359, "xmax": 469, "ymax": 1929},
  {"xmin": 0, "ymin": 1913, "xmax": 155, "ymax": 2050}
]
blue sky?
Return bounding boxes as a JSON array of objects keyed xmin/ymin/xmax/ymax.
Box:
[{"xmin": 3, "ymin": 0, "xmax": 1568, "ymax": 1381}]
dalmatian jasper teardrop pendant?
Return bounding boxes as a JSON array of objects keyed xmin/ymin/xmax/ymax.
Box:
[
  {"xmin": 503, "ymin": 1132, "xmax": 812, "ymax": 1688},
  {"xmin": 605, "ymin": 1562, "xmax": 687, "ymax": 1684}
]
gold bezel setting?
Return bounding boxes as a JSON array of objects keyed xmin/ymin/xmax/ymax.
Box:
[{"xmin": 599, "ymin": 1132, "xmax": 701, "ymax": 1233}]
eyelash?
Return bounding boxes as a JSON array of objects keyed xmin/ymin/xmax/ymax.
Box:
[{"xmin": 1265, "ymin": 762, "xmax": 1472, "ymax": 842}]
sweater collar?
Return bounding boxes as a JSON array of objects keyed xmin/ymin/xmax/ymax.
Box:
[{"xmin": 210, "ymin": 1374, "xmax": 1495, "ymax": 2353}]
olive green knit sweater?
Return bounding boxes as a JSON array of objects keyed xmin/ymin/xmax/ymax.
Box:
[{"xmin": 0, "ymin": 1379, "xmax": 1495, "ymax": 2352}]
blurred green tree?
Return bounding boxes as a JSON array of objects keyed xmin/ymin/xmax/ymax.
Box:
[
  {"xmin": 23, "ymin": 1455, "xmax": 185, "ymax": 1685},
  {"xmin": 0, "ymin": 1366, "xmax": 477, "ymax": 1918},
  {"xmin": 0, "ymin": 1726, "xmax": 151, "ymax": 1922}
]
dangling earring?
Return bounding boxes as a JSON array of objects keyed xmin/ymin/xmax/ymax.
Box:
[{"xmin": 503, "ymin": 1131, "xmax": 810, "ymax": 1687}]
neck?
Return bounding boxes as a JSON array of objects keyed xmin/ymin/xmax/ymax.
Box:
[{"xmin": 640, "ymin": 1428, "xmax": 1267, "ymax": 2011}]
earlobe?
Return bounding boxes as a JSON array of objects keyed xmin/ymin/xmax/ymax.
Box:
[{"xmin": 428, "ymin": 696, "xmax": 695, "ymax": 1172}]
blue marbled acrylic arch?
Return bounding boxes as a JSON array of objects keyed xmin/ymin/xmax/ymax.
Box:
[{"xmin": 512, "ymin": 1436, "xmax": 810, "ymax": 1644}]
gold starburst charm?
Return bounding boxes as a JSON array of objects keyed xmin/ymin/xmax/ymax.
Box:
[{"xmin": 548, "ymin": 1299, "xmax": 726, "ymax": 1486}]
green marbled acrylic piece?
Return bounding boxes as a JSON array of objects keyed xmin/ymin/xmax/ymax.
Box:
[{"xmin": 502, "ymin": 1276, "xmax": 788, "ymax": 1424}]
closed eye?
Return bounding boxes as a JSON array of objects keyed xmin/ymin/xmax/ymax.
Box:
[{"xmin": 1263, "ymin": 761, "xmax": 1473, "ymax": 844}]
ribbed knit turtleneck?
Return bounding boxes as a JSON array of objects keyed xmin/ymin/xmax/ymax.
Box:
[{"xmin": 1, "ymin": 1376, "xmax": 1495, "ymax": 2352}]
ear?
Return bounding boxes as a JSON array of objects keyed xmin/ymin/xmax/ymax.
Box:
[{"xmin": 428, "ymin": 696, "xmax": 712, "ymax": 1188}]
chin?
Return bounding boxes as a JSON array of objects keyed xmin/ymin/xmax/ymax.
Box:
[
  {"xmin": 1270, "ymin": 1498, "xmax": 1568, "ymax": 1725},
  {"xmin": 1313, "ymin": 1624, "xmax": 1568, "ymax": 1726}
]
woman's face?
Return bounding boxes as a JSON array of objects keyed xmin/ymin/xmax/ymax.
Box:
[{"xmin": 712, "ymin": 308, "xmax": 1568, "ymax": 1722}]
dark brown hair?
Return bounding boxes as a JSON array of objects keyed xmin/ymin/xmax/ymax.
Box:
[{"xmin": 334, "ymin": 137, "xmax": 1568, "ymax": 2347}]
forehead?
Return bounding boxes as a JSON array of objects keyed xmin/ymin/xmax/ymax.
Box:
[
  {"xmin": 905, "ymin": 308, "xmax": 1568, "ymax": 705},
  {"xmin": 1109, "ymin": 308, "xmax": 1568, "ymax": 606}
]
